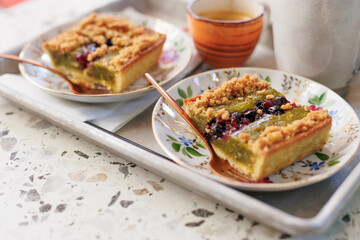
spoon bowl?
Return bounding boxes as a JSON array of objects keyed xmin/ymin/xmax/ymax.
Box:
[
  {"xmin": 0, "ymin": 53, "xmax": 110, "ymax": 95},
  {"xmin": 145, "ymin": 73, "xmax": 251, "ymax": 183}
]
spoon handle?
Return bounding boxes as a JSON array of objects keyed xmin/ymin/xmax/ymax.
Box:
[
  {"xmin": 145, "ymin": 73, "xmax": 210, "ymax": 148},
  {"xmin": 0, "ymin": 53, "xmax": 70, "ymax": 83}
]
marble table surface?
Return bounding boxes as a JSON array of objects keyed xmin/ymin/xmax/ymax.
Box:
[{"xmin": 1, "ymin": 0, "xmax": 360, "ymax": 239}]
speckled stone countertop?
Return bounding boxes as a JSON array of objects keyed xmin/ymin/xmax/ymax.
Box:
[{"xmin": 1, "ymin": 0, "xmax": 360, "ymax": 239}]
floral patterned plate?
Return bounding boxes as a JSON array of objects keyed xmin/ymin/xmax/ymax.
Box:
[
  {"xmin": 152, "ymin": 67, "xmax": 360, "ymax": 191},
  {"xmin": 18, "ymin": 8, "xmax": 192, "ymax": 103}
]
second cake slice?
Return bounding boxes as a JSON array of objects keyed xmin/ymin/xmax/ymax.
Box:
[
  {"xmin": 184, "ymin": 74, "xmax": 332, "ymax": 181},
  {"xmin": 43, "ymin": 13, "xmax": 166, "ymax": 93}
]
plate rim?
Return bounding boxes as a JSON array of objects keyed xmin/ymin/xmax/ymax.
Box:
[
  {"xmin": 18, "ymin": 10, "xmax": 192, "ymax": 101},
  {"xmin": 152, "ymin": 67, "xmax": 360, "ymax": 191}
]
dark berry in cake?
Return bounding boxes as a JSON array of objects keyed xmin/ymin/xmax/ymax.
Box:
[{"xmin": 75, "ymin": 43, "xmax": 98, "ymax": 68}]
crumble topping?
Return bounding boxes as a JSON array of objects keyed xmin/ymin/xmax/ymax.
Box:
[
  {"xmin": 216, "ymin": 108, "xmax": 230, "ymax": 120},
  {"xmin": 250, "ymin": 110, "xmax": 332, "ymax": 152},
  {"xmin": 188, "ymin": 74, "xmax": 270, "ymax": 114},
  {"xmin": 281, "ymin": 103, "xmax": 292, "ymax": 110},
  {"xmin": 266, "ymin": 94, "xmax": 275, "ymax": 99},
  {"xmin": 87, "ymin": 44, "xmax": 107, "ymax": 61},
  {"xmin": 205, "ymin": 107, "xmax": 214, "ymax": 119},
  {"xmin": 109, "ymin": 33, "xmax": 163, "ymax": 69},
  {"xmin": 43, "ymin": 13, "xmax": 165, "ymax": 69},
  {"xmin": 257, "ymin": 89, "xmax": 266, "ymax": 95},
  {"xmin": 238, "ymin": 132, "xmax": 250, "ymax": 143}
]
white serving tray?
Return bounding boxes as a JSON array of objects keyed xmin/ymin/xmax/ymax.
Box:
[
  {"xmin": 1, "ymin": 74, "xmax": 360, "ymax": 236},
  {"xmin": 1, "ymin": 0, "xmax": 360, "ymax": 236}
]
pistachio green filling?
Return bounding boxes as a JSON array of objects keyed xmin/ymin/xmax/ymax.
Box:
[
  {"xmin": 212, "ymin": 136, "xmax": 253, "ymax": 165},
  {"xmin": 210, "ymin": 107, "xmax": 310, "ymax": 164},
  {"xmin": 191, "ymin": 88, "xmax": 282, "ymax": 131},
  {"xmin": 211, "ymin": 88, "xmax": 282, "ymax": 113},
  {"xmin": 50, "ymin": 52, "xmax": 80, "ymax": 69},
  {"xmin": 242, "ymin": 107, "xmax": 310, "ymax": 140},
  {"xmin": 189, "ymin": 88, "xmax": 311, "ymax": 166},
  {"xmin": 49, "ymin": 50, "xmax": 117, "ymax": 85},
  {"xmin": 86, "ymin": 65, "xmax": 115, "ymax": 83}
]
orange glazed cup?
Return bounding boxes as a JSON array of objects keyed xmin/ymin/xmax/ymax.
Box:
[{"xmin": 186, "ymin": 0, "xmax": 265, "ymax": 68}]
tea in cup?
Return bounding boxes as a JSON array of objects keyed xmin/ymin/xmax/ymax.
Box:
[{"xmin": 186, "ymin": 0, "xmax": 265, "ymax": 68}]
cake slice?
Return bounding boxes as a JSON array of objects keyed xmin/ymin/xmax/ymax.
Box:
[
  {"xmin": 184, "ymin": 74, "xmax": 332, "ymax": 181},
  {"xmin": 43, "ymin": 13, "xmax": 166, "ymax": 93}
]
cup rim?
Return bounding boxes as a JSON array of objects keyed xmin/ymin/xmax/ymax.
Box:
[{"xmin": 186, "ymin": 0, "xmax": 265, "ymax": 25}]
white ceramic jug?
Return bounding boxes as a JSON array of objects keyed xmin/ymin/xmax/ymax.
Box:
[{"xmin": 271, "ymin": 0, "xmax": 360, "ymax": 90}]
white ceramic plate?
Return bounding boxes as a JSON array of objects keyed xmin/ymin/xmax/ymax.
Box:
[
  {"xmin": 152, "ymin": 67, "xmax": 360, "ymax": 191},
  {"xmin": 19, "ymin": 8, "xmax": 192, "ymax": 103}
]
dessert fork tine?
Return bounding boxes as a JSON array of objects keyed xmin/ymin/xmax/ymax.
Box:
[{"xmin": 145, "ymin": 73, "xmax": 251, "ymax": 183}]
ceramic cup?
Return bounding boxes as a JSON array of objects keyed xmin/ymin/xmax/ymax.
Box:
[
  {"xmin": 186, "ymin": 0, "xmax": 265, "ymax": 68},
  {"xmin": 271, "ymin": 0, "xmax": 360, "ymax": 90}
]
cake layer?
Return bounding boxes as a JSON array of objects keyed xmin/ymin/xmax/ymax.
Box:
[
  {"xmin": 214, "ymin": 110, "xmax": 332, "ymax": 180},
  {"xmin": 250, "ymin": 114, "xmax": 332, "ymax": 180},
  {"xmin": 210, "ymin": 107, "xmax": 310, "ymax": 177},
  {"xmin": 184, "ymin": 74, "xmax": 332, "ymax": 181},
  {"xmin": 185, "ymin": 87, "xmax": 283, "ymax": 132},
  {"xmin": 43, "ymin": 13, "xmax": 166, "ymax": 93}
]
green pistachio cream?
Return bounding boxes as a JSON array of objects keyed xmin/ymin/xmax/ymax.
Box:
[{"xmin": 190, "ymin": 88, "xmax": 310, "ymax": 164}]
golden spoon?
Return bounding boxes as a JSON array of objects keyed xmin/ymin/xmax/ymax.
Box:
[
  {"xmin": 145, "ymin": 73, "xmax": 251, "ymax": 182},
  {"xmin": 0, "ymin": 53, "xmax": 110, "ymax": 95}
]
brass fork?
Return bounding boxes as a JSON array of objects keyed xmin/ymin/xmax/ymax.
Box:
[
  {"xmin": 0, "ymin": 53, "xmax": 110, "ymax": 95},
  {"xmin": 145, "ymin": 73, "xmax": 251, "ymax": 183}
]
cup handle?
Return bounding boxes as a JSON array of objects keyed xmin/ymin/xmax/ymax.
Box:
[
  {"xmin": 349, "ymin": 37, "xmax": 360, "ymax": 82},
  {"xmin": 262, "ymin": 3, "xmax": 271, "ymax": 28},
  {"xmin": 258, "ymin": 2, "xmax": 273, "ymax": 49},
  {"xmin": 354, "ymin": 58, "xmax": 360, "ymax": 75}
]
